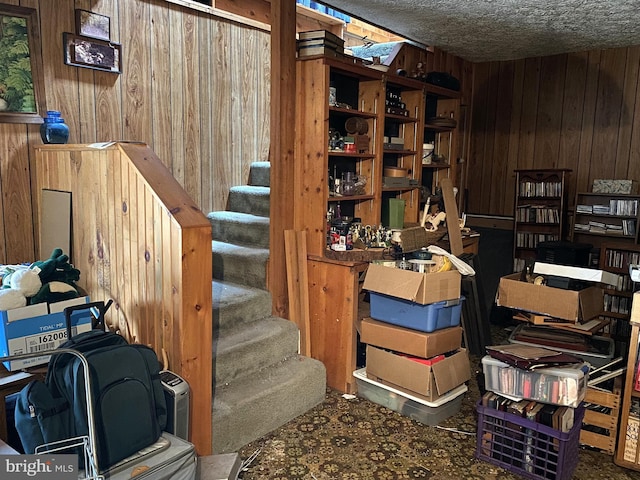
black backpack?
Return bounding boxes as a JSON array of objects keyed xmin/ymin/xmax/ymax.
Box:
[{"xmin": 15, "ymin": 302, "xmax": 167, "ymax": 470}]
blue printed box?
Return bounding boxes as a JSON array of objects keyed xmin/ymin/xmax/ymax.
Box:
[{"xmin": 0, "ymin": 296, "xmax": 90, "ymax": 371}]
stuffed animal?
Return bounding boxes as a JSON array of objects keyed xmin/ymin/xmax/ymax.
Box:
[
  {"xmin": 0, "ymin": 266, "xmax": 42, "ymax": 310},
  {"xmin": 0, "ymin": 248, "xmax": 81, "ymax": 310},
  {"xmin": 28, "ymin": 248, "xmax": 80, "ymax": 305},
  {"xmin": 30, "ymin": 248, "xmax": 80, "ymax": 286}
]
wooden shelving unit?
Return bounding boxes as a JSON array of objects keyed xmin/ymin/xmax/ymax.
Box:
[
  {"xmin": 294, "ymin": 53, "xmax": 461, "ymax": 393},
  {"xmin": 512, "ymin": 169, "xmax": 570, "ymax": 272},
  {"xmin": 615, "ymin": 299, "xmax": 640, "ymax": 469},
  {"xmin": 422, "ymin": 96, "xmax": 460, "ymax": 211},
  {"xmin": 295, "ymin": 54, "xmax": 461, "ymax": 256},
  {"xmin": 382, "ymin": 75, "xmax": 426, "ymax": 226},
  {"xmin": 597, "ymin": 242, "xmax": 640, "ymax": 357},
  {"xmin": 572, "ymin": 192, "xmax": 640, "ymax": 249}
]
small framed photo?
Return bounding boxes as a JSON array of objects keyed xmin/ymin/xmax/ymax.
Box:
[
  {"xmin": 75, "ymin": 9, "xmax": 110, "ymax": 41},
  {"xmin": 63, "ymin": 32, "xmax": 122, "ymax": 74}
]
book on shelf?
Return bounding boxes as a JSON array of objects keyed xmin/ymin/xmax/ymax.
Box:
[
  {"xmin": 297, "ymin": 38, "xmax": 345, "ymax": 53},
  {"xmin": 576, "ymin": 204, "xmax": 593, "ymax": 214},
  {"xmin": 592, "ymin": 204, "xmax": 611, "ymax": 215},
  {"xmin": 298, "ymin": 29, "xmax": 344, "ymax": 46},
  {"xmin": 518, "ymin": 180, "xmax": 562, "ymax": 198},
  {"xmin": 297, "ymin": 45, "xmax": 343, "ymax": 58}
]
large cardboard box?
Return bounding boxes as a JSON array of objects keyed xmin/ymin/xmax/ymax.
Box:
[
  {"xmin": 366, "ymin": 345, "xmax": 471, "ymax": 402},
  {"xmin": 496, "ymin": 273, "xmax": 602, "ymax": 322},
  {"xmin": 360, "ymin": 317, "xmax": 462, "ymax": 358},
  {"xmin": 0, "ymin": 296, "xmax": 91, "ymax": 370},
  {"xmin": 363, "ymin": 263, "xmax": 461, "ymax": 305}
]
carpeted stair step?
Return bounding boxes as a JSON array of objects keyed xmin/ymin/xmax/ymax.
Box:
[
  {"xmin": 211, "ymin": 354, "xmax": 326, "ymax": 454},
  {"xmin": 249, "ymin": 161, "xmax": 270, "ymax": 187},
  {"xmin": 207, "ymin": 211, "xmax": 269, "ymax": 248},
  {"xmin": 227, "ymin": 186, "xmax": 270, "ymax": 217},
  {"xmin": 212, "ymin": 280, "xmax": 272, "ymax": 332},
  {"xmin": 212, "ymin": 240, "xmax": 268, "ymax": 289},
  {"xmin": 213, "ymin": 316, "xmax": 300, "ymax": 386}
]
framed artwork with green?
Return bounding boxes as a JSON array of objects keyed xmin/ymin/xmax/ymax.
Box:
[{"xmin": 0, "ymin": 4, "xmax": 46, "ymax": 123}]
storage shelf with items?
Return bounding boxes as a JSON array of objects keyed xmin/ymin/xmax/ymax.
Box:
[
  {"xmin": 512, "ymin": 169, "xmax": 570, "ymax": 273},
  {"xmin": 597, "ymin": 242, "xmax": 640, "ymax": 357},
  {"xmin": 571, "ymin": 192, "xmax": 640, "ymax": 247},
  {"xmin": 422, "ymin": 94, "xmax": 460, "ymax": 211},
  {"xmin": 381, "ymin": 75, "xmax": 425, "ymax": 228},
  {"xmin": 296, "ymin": 56, "xmax": 385, "ymax": 256},
  {"xmin": 615, "ymin": 301, "xmax": 640, "ymax": 469}
]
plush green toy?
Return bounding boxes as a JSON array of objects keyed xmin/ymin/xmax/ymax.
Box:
[
  {"xmin": 29, "ymin": 280, "xmax": 79, "ymax": 305},
  {"xmin": 30, "ymin": 248, "xmax": 80, "ymax": 286},
  {"xmin": 28, "ymin": 248, "xmax": 81, "ymax": 305}
]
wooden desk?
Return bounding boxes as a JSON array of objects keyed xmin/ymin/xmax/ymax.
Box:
[{"xmin": 437, "ymin": 232, "xmax": 480, "ymax": 255}]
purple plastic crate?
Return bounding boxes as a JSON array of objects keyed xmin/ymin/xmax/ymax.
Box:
[
  {"xmin": 369, "ymin": 293, "xmax": 464, "ymax": 332},
  {"xmin": 475, "ymin": 401, "xmax": 584, "ymax": 480}
]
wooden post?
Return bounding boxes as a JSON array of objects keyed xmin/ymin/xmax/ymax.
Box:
[{"xmin": 269, "ymin": 0, "xmax": 297, "ymax": 319}]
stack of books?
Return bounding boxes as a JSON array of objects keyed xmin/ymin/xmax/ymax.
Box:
[{"xmin": 297, "ymin": 30, "xmax": 345, "ymax": 58}]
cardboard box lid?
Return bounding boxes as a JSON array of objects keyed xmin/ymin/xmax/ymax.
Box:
[
  {"xmin": 363, "ymin": 263, "xmax": 460, "ymax": 304},
  {"xmin": 497, "ymin": 273, "xmax": 603, "ymax": 322},
  {"xmin": 360, "ymin": 317, "xmax": 462, "ymax": 358},
  {"xmin": 431, "ymin": 349, "xmax": 471, "ymax": 395},
  {"xmin": 533, "ymin": 262, "xmax": 618, "ymax": 286}
]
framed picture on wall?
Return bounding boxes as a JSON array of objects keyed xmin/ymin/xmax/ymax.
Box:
[
  {"xmin": 63, "ymin": 33, "xmax": 122, "ymax": 74},
  {"xmin": 0, "ymin": 4, "xmax": 46, "ymax": 123},
  {"xmin": 75, "ymin": 9, "xmax": 110, "ymax": 41}
]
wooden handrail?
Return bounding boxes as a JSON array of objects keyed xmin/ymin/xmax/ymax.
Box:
[{"xmin": 33, "ymin": 143, "xmax": 213, "ymax": 455}]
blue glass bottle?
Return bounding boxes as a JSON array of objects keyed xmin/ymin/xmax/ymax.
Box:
[{"xmin": 40, "ymin": 110, "xmax": 70, "ymax": 144}]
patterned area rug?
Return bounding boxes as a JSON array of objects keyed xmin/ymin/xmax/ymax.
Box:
[{"xmin": 239, "ymin": 362, "xmax": 640, "ymax": 480}]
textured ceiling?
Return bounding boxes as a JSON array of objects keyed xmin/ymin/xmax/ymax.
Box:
[{"xmin": 321, "ymin": 0, "xmax": 640, "ymax": 62}]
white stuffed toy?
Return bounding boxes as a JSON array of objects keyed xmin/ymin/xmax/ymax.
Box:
[{"xmin": 0, "ymin": 266, "xmax": 42, "ymax": 310}]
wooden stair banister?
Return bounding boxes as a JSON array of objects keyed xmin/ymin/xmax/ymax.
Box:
[{"xmin": 33, "ymin": 143, "xmax": 213, "ymax": 455}]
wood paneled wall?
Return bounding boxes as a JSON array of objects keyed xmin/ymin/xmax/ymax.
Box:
[
  {"xmin": 0, "ymin": 0, "xmax": 270, "ymax": 264},
  {"xmin": 467, "ymin": 46, "xmax": 640, "ymax": 218}
]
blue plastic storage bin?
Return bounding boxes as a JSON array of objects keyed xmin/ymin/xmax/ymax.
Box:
[{"xmin": 369, "ymin": 293, "xmax": 464, "ymax": 332}]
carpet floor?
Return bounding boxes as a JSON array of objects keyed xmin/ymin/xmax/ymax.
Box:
[{"xmin": 238, "ymin": 326, "xmax": 640, "ymax": 480}]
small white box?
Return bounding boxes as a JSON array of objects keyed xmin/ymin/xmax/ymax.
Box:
[
  {"xmin": 533, "ymin": 262, "xmax": 619, "ymax": 286},
  {"xmin": 0, "ymin": 296, "xmax": 91, "ymax": 370}
]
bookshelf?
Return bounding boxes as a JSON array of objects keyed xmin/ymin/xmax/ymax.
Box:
[
  {"xmin": 513, "ymin": 169, "xmax": 570, "ymax": 272},
  {"xmin": 572, "ymin": 192, "xmax": 640, "ymax": 248},
  {"xmin": 598, "ymin": 242, "xmax": 640, "ymax": 357}
]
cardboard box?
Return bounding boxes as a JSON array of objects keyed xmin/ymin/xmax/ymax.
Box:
[
  {"xmin": 366, "ymin": 345, "xmax": 471, "ymax": 402},
  {"xmin": 496, "ymin": 273, "xmax": 602, "ymax": 322},
  {"xmin": 363, "ymin": 263, "xmax": 461, "ymax": 305},
  {"xmin": 533, "ymin": 262, "xmax": 618, "ymax": 286},
  {"xmin": 360, "ymin": 317, "xmax": 462, "ymax": 358},
  {"xmin": 0, "ymin": 296, "xmax": 91, "ymax": 370}
]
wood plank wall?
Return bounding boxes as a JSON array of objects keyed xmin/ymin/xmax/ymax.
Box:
[
  {"xmin": 467, "ymin": 46, "xmax": 640, "ymax": 218},
  {"xmin": 0, "ymin": 0, "xmax": 270, "ymax": 264},
  {"xmin": 34, "ymin": 143, "xmax": 213, "ymax": 455}
]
